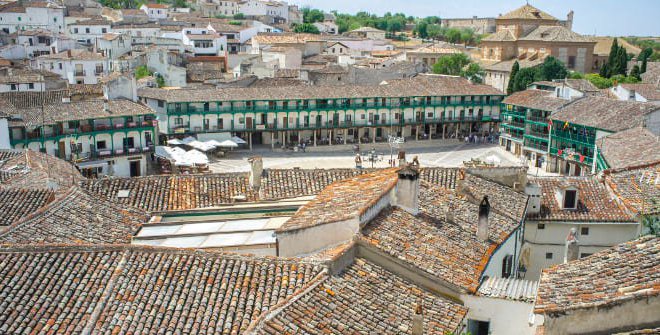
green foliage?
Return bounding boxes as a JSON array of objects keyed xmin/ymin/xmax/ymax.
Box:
[
  {"xmin": 599, "ymin": 63, "xmax": 610, "ymax": 78},
  {"xmin": 413, "ymin": 20, "xmax": 479, "ymax": 45},
  {"xmin": 585, "ymin": 74, "xmax": 612, "ymax": 89},
  {"xmin": 292, "ymin": 23, "xmax": 320, "ymax": 34},
  {"xmin": 135, "ymin": 65, "xmax": 152, "ymax": 80},
  {"xmin": 214, "ymin": 14, "xmax": 229, "ymax": 19},
  {"xmin": 603, "ymin": 38, "xmax": 632, "ymax": 78},
  {"xmin": 538, "ymin": 56, "xmax": 567, "ymax": 81},
  {"xmin": 228, "ymin": 20, "xmax": 242, "ymax": 25},
  {"xmin": 641, "ymin": 57, "xmax": 647, "ymax": 74},
  {"xmin": 302, "ymin": 7, "xmax": 324, "ymax": 24},
  {"xmin": 568, "ymin": 71, "xmax": 584, "ymax": 79},
  {"xmin": 97, "ymin": 0, "xmax": 140, "ymax": 9},
  {"xmin": 232, "ymin": 13, "xmax": 245, "ymax": 20},
  {"xmin": 512, "ymin": 67, "xmax": 540, "ymax": 92},
  {"xmin": 461, "ymin": 63, "xmax": 484, "ymax": 83},
  {"xmin": 507, "ymin": 61, "xmax": 519, "ymax": 95},
  {"xmin": 432, "ymin": 53, "xmax": 470, "ymax": 76},
  {"xmin": 630, "ymin": 65, "xmax": 642, "ymax": 81},
  {"xmin": 156, "ymin": 75, "xmax": 165, "ymax": 88},
  {"xmin": 333, "ymin": 11, "xmax": 408, "ymax": 34},
  {"xmin": 641, "ymin": 215, "xmax": 660, "ymax": 236},
  {"xmin": 173, "ymin": 0, "xmax": 187, "ymax": 8}
]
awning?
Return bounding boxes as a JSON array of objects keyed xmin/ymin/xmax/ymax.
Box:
[
  {"xmin": 167, "ymin": 138, "xmax": 184, "ymax": 145},
  {"xmin": 76, "ymin": 160, "xmax": 108, "ymax": 168},
  {"xmin": 217, "ymin": 140, "xmax": 238, "ymax": 148},
  {"xmin": 187, "ymin": 140, "xmax": 217, "ymax": 152},
  {"xmin": 231, "ymin": 136, "xmax": 247, "ymax": 145},
  {"xmin": 181, "ymin": 136, "xmax": 197, "ymax": 145}
]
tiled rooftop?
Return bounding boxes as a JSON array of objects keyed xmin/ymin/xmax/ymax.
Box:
[
  {"xmin": 620, "ymin": 83, "xmax": 660, "ymax": 100},
  {"xmin": 534, "ymin": 236, "xmax": 659, "ymax": 314},
  {"xmin": 277, "ymin": 168, "xmax": 399, "ymax": 232},
  {"xmin": 81, "ymin": 168, "xmax": 457, "ymax": 213},
  {"xmin": 502, "ymin": 89, "xmax": 570, "ymax": 112},
  {"xmin": 255, "ymin": 258, "xmax": 467, "ymax": 334},
  {"xmin": 478, "ymin": 277, "xmax": 539, "ymax": 302},
  {"xmin": 597, "ymin": 127, "xmax": 660, "ymax": 170},
  {"xmin": 0, "ymin": 149, "xmax": 84, "ymax": 193},
  {"xmin": 0, "ymin": 245, "xmax": 322, "ymax": 334},
  {"xmin": 528, "ymin": 177, "xmax": 634, "ymax": 222},
  {"xmin": 0, "ymin": 187, "xmax": 147, "ymax": 245},
  {"xmin": 498, "ymin": 4, "xmax": 557, "ymax": 21},
  {"xmin": 606, "ymin": 164, "xmax": 660, "ymax": 215},
  {"xmin": 0, "ymin": 189, "xmax": 53, "ymax": 226},
  {"xmin": 519, "ymin": 26, "xmax": 594, "ymax": 43},
  {"xmin": 138, "ymin": 75, "xmax": 504, "ymax": 103},
  {"xmin": 361, "ymin": 181, "xmax": 524, "ymax": 293},
  {"xmin": 0, "ymin": 94, "xmax": 154, "ymax": 127},
  {"xmin": 550, "ymin": 97, "xmax": 659, "ymax": 132}
]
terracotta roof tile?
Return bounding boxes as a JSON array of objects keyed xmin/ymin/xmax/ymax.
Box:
[
  {"xmin": 498, "ymin": 4, "xmax": 558, "ymax": 21},
  {"xmin": 277, "ymin": 168, "xmax": 399, "ymax": 232},
  {"xmin": 138, "ymin": 75, "xmax": 504, "ymax": 103},
  {"xmin": 255, "ymin": 258, "xmax": 467, "ymax": 334},
  {"xmin": 529, "ymin": 176, "xmax": 634, "ymax": 222},
  {"xmin": 597, "ymin": 127, "xmax": 660, "ymax": 170},
  {"xmin": 361, "ymin": 180, "xmax": 525, "ymax": 293},
  {"xmin": 534, "ymin": 236, "xmax": 660, "ymax": 314},
  {"xmin": 502, "ymin": 89, "xmax": 570, "ymax": 111},
  {"xmin": 0, "ymin": 187, "xmax": 147, "ymax": 245},
  {"xmin": 550, "ymin": 97, "xmax": 659, "ymax": 132},
  {"xmin": 0, "ymin": 245, "xmax": 323, "ymax": 334},
  {"xmin": 0, "ymin": 149, "xmax": 84, "ymax": 193},
  {"xmin": 605, "ymin": 164, "xmax": 660, "ymax": 215},
  {"xmin": 0, "ymin": 189, "xmax": 53, "ymax": 226}
]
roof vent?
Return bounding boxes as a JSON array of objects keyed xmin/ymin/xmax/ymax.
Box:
[{"xmin": 117, "ymin": 189, "xmax": 130, "ymax": 198}]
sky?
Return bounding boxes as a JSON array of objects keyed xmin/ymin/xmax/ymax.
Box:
[{"xmin": 288, "ymin": 0, "xmax": 660, "ymax": 37}]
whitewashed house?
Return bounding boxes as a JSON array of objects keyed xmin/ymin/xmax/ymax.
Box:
[
  {"xmin": 67, "ymin": 17, "xmax": 112, "ymax": 45},
  {"xmin": 521, "ymin": 177, "xmax": 640, "ymax": 280},
  {"xmin": 140, "ymin": 3, "xmax": 170, "ymax": 21},
  {"xmin": 34, "ymin": 49, "xmax": 109, "ymax": 84},
  {"xmin": 0, "ymin": 1, "xmax": 65, "ymax": 34}
]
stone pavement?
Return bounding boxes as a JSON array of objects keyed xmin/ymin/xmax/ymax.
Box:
[{"xmin": 208, "ymin": 139, "xmax": 537, "ymax": 173}]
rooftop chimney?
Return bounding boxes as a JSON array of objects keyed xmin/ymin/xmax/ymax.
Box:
[
  {"xmin": 412, "ymin": 301, "xmax": 424, "ymax": 335},
  {"xmin": 477, "ymin": 196, "xmax": 490, "ymax": 241},
  {"xmin": 395, "ymin": 164, "xmax": 420, "ymax": 215},
  {"xmin": 564, "ymin": 228, "xmax": 579, "ymax": 263},
  {"xmin": 524, "ymin": 183, "xmax": 541, "ymax": 215},
  {"xmin": 248, "ymin": 156, "xmax": 263, "ymax": 190},
  {"xmin": 103, "ymin": 99, "xmax": 109, "ymax": 113}
]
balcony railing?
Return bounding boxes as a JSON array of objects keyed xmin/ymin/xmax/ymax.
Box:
[
  {"xmin": 166, "ymin": 115, "xmax": 497, "ymax": 134},
  {"xmin": 165, "ymin": 100, "xmax": 502, "ymax": 115},
  {"xmin": 74, "ymin": 70, "xmax": 86, "ymax": 77}
]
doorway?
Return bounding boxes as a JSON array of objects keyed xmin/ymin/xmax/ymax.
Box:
[{"xmin": 129, "ymin": 160, "xmax": 140, "ymax": 177}]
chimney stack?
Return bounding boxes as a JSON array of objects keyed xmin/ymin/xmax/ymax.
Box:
[
  {"xmin": 248, "ymin": 156, "xmax": 263, "ymax": 190},
  {"xmin": 564, "ymin": 228, "xmax": 579, "ymax": 263},
  {"xmin": 477, "ymin": 196, "xmax": 490, "ymax": 241},
  {"xmin": 524, "ymin": 183, "xmax": 541, "ymax": 215},
  {"xmin": 395, "ymin": 164, "xmax": 420, "ymax": 215},
  {"xmin": 103, "ymin": 99, "xmax": 109, "ymax": 112},
  {"xmin": 411, "ymin": 301, "xmax": 424, "ymax": 335}
]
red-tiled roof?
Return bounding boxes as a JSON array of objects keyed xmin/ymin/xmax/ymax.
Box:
[
  {"xmin": 534, "ymin": 236, "xmax": 660, "ymax": 314},
  {"xmin": 529, "ymin": 177, "xmax": 634, "ymax": 222}
]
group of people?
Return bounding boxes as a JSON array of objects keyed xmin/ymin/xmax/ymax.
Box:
[{"xmin": 464, "ymin": 133, "xmax": 496, "ymax": 145}]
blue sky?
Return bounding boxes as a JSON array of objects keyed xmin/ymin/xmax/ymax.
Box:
[{"xmin": 288, "ymin": 0, "xmax": 660, "ymax": 36}]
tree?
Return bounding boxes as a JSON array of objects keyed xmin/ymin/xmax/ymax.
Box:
[
  {"xmin": 607, "ymin": 38, "xmax": 619, "ymax": 75},
  {"xmin": 616, "ymin": 47, "xmax": 628, "ymax": 76},
  {"xmin": 293, "ymin": 23, "xmax": 320, "ymax": 34},
  {"xmin": 568, "ymin": 71, "xmax": 584, "ymax": 79},
  {"xmin": 507, "ymin": 61, "xmax": 519, "ymax": 95},
  {"xmin": 585, "ymin": 74, "xmax": 613, "ymax": 89},
  {"xmin": 302, "ymin": 7, "xmax": 324, "ymax": 23},
  {"xmin": 432, "ymin": 53, "xmax": 470, "ymax": 76},
  {"xmin": 630, "ymin": 65, "xmax": 642, "ymax": 81},
  {"xmin": 233, "ymin": 13, "xmax": 245, "ymax": 20},
  {"xmin": 538, "ymin": 56, "xmax": 567, "ymax": 81},
  {"xmin": 414, "ymin": 21, "xmax": 428, "ymax": 38},
  {"xmin": 641, "ymin": 56, "xmax": 648, "ymax": 74},
  {"xmin": 512, "ymin": 67, "xmax": 539, "ymax": 92},
  {"xmin": 461, "ymin": 63, "xmax": 484, "ymax": 83},
  {"xmin": 599, "ymin": 63, "xmax": 611, "ymax": 78}
]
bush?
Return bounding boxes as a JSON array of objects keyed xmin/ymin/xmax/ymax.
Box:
[
  {"xmin": 233, "ymin": 13, "xmax": 245, "ymax": 20},
  {"xmin": 135, "ymin": 65, "xmax": 152, "ymax": 80}
]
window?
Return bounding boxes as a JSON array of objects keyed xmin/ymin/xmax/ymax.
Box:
[
  {"xmin": 581, "ymin": 227, "xmax": 589, "ymax": 235},
  {"xmin": 568, "ymin": 56, "xmax": 576, "ymax": 69},
  {"xmin": 175, "ymin": 117, "xmax": 183, "ymax": 125},
  {"xmin": 218, "ymin": 118, "xmax": 223, "ymax": 129},
  {"xmin": 10, "ymin": 84, "xmax": 16, "ymax": 91},
  {"xmin": 580, "ymin": 253, "xmax": 593, "ymax": 258},
  {"xmin": 28, "ymin": 83, "xmax": 34, "ymax": 89},
  {"xmin": 97, "ymin": 140, "xmax": 107, "ymax": 149},
  {"xmin": 239, "ymin": 117, "xmax": 244, "ymax": 124},
  {"xmin": 157, "ymin": 100, "xmax": 164, "ymax": 107},
  {"xmin": 537, "ymin": 223, "xmax": 545, "ymax": 230},
  {"xmin": 58, "ymin": 63, "xmax": 62, "ymax": 70},
  {"xmin": 102, "ymin": 28, "xmax": 107, "ymax": 33},
  {"xmin": 95, "ymin": 63, "xmax": 104, "ymax": 75},
  {"xmin": 545, "ymin": 252, "xmax": 553, "ymax": 260},
  {"xmin": 85, "ymin": 28, "xmax": 90, "ymax": 34},
  {"xmin": 501, "ymin": 255, "xmax": 513, "ymax": 278},
  {"xmin": 73, "ymin": 28, "xmax": 78, "ymax": 33},
  {"xmin": 563, "ymin": 190, "xmax": 577, "ymax": 209}
]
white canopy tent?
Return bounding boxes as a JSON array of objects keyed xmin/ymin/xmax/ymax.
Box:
[
  {"xmin": 187, "ymin": 140, "xmax": 217, "ymax": 152},
  {"xmin": 231, "ymin": 136, "xmax": 247, "ymax": 145},
  {"xmin": 181, "ymin": 136, "xmax": 197, "ymax": 145},
  {"xmin": 155, "ymin": 146, "xmax": 208, "ymax": 167},
  {"xmin": 167, "ymin": 138, "xmax": 184, "ymax": 146},
  {"xmin": 217, "ymin": 140, "xmax": 238, "ymax": 148}
]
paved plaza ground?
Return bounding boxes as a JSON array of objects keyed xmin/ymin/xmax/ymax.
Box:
[{"xmin": 207, "ymin": 139, "xmax": 556, "ymax": 176}]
